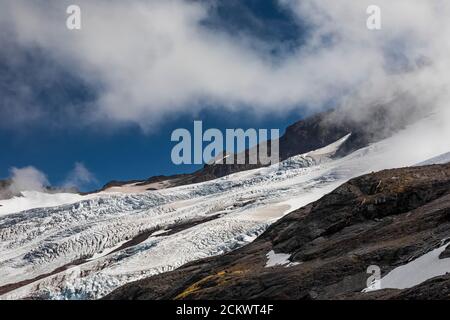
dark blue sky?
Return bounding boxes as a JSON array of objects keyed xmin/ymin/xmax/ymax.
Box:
[
  {"xmin": 0, "ymin": 109, "xmax": 302, "ymax": 190},
  {"xmin": 0, "ymin": 0, "xmax": 306, "ymax": 191}
]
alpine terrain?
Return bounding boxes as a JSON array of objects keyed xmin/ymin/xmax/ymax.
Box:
[{"xmin": 1, "ymin": 106, "xmax": 450, "ymax": 300}]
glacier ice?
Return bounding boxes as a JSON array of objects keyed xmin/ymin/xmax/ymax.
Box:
[{"xmin": 0, "ymin": 131, "xmax": 448, "ymax": 300}]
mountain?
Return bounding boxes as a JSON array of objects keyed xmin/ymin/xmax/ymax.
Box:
[
  {"xmin": 100, "ymin": 99, "xmax": 424, "ymax": 192},
  {"xmin": 0, "ymin": 102, "xmax": 445, "ymax": 300},
  {"xmin": 0, "ymin": 133, "xmax": 355, "ymax": 299},
  {"xmin": 105, "ymin": 162, "xmax": 450, "ymax": 300}
]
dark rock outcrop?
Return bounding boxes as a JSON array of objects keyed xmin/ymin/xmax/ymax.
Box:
[
  {"xmin": 0, "ymin": 179, "xmax": 12, "ymax": 200},
  {"xmin": 105, "ymin": 163, "xmax": 450, "ymax": 300},
  {"xmin": 439, "ymin": 246, "xmax": 450, "ymax": 260}
]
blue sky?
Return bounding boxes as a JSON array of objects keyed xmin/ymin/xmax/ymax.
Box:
[
  {"xmin": 0, "ymin": 0, "xmax": 305, "ymax": 191},
  {"xmin": 0, "ymin": 109, "xmax": 303, "ymax": 191}
]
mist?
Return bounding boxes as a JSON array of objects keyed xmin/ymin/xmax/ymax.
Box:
[
  {"xmin": 63, "ymin": 162, "xmax": 97, "ymax": 190},
  {"xmin": 7, "ymin": 166, "xmax": 49, "ymax": 194}
]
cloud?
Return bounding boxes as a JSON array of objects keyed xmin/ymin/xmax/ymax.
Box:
[
  {"xmin": 7, "ymin": 166, "xmax": 49, "ymax": 193},
  {"xmin": 0, "ymin": 163, "xmax": 96, "ymax": 197},
  {"xmin": 63, "ymin": 162, "xmax": 97, "ymax": 189},
  {"xmin": 1, "ymin": 0, "xmax": 450, "ymax": 142}
]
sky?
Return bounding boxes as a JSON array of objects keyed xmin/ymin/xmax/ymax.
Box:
[
  {"xmin": 2, "ymin": 0, "xmax": 450, "ymax": 191},
  {"xmin": 0, "ymin": 0, "xmax": 305, "ymax": 191},
  {"xmin": 0, "ymin": 109, "xmax": 301, "ymax": 191}
]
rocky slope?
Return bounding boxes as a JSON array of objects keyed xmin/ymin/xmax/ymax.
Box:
[
  {"xmin": 105, "ymin": 163, "xmax": 450, "ymax": 300},
  {"xmin": 100, "ymin": 101, "xmax": 424, "ymax": 191}
]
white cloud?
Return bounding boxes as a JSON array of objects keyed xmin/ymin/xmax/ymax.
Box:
[
  {"xmin": 63, "ymin": 162, "xmax": 96, "ymax": 189},
  {"xmin": 1, "ymin": 0, "xmax": 450, "ymax": 141},
  {"xmin": 1, "ymin": 163, "xmax": 96, "ymax": 196},
  {"xmin": 8, "ymin": 166, "xmax": 49, "ymax": 193}
]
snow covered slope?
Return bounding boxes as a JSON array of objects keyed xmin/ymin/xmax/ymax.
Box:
[
  {"xmin": 416, "ymin": 152, "xmax": 450, "ymax": 166},
  {"xmin": 365, "ymin": 241, "xmax": 450, "ymax": 292},
  {"xmin": 0, "ymin": 121, "xmax": 449, "ymax": 299},
  {"xmin": 0, "ymin": 191, "xmax": 91, "ymax": 217}
]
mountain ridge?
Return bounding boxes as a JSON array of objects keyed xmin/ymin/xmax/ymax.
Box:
[{"xmin": 99, "ymin": 100, "xmax": 424, "ymax": 193}]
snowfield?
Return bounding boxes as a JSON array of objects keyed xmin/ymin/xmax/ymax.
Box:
[
  {"xmin": 416, "ymin": 151, "xmax": 450, "ymax": 166},
  {"xmin": 1, "ymin": 121, "xmax": 450, "ymax": 300},
  {"xmin": 0, "ymin": 191, "xmax": 91, "ymax": 217},
  {"xmin": 364, "ymin": 241, "xmax": 450, "ymax": 292},
  {"xmin": 265, "ymin": 250, "xmax": 300, "ymax": 268}
]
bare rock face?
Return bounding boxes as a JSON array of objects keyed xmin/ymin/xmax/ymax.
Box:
[
  {"xmin": 105, "ymin": 163, "xmax": 450, "ymax": 300},
  {"xmin": 439, "ymin": 246, "xmax": 450, "ymax": 260},
  {"xmin": 0, "ymin": 180, "xmax": 13, "ymax": 200}
]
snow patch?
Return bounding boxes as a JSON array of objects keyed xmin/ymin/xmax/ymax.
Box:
[
  {"xmin": 364, "ymin": 242, "xmax": 450, "ymax": 292},
  {"xmin": 151, "ymin": 229, "xmax": 171, "ymax": 236},
  {"xmin": 265, "ymin": 250, "xmax": 300, "ymax": 268},
  {"xmin": 307, "ymin": 133, "xmax": 351, "ymax": 158}
]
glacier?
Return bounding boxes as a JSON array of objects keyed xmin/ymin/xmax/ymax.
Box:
[{"xmin": 1, "ymin": 123, "xmax": 450, "ymax": 300}]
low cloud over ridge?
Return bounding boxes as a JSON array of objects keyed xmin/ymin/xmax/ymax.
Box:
[{"xmin": 0, "ymin": 0, "xmax": 449, "ymax": 135}]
